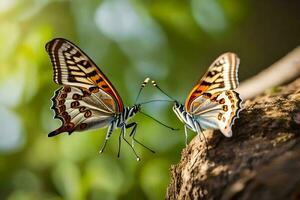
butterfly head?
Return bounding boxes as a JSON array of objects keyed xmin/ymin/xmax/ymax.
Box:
[
  {"xmin": 173, "ymin": 101, "xmax": 184, "ymax": 112},
  {"xmin": 172, "ymin": 100, "xmax": 187, "ymax": 125},
  {"xmin": 133, "ymin": 104, "xmax": 141, "ymax": 113},
  {"xmin": 174, "ymin": 100, "xmax": 180, "ymax": 108}
]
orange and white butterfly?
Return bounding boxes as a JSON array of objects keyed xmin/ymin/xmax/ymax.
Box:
[
  {"xmin": 46, "ymin": 38, "xmax": 153, "ymax": 160},
  {"xmin": 152, "ymin": 53, "xmax": 242, "ymax": 144}
]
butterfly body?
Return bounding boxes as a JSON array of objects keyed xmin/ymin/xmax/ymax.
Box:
[{"xmin": 173, "ymin": 102, "xmax": 202, "ymax": 133}]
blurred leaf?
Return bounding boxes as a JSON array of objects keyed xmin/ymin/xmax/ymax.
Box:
[
  {"xmin": 150, "ymin": 1, "xmax": 201, "ymax": 39},
  {"xmin": 58, "ymin": 133, "xmax": 99, "ymax": 162},
  {"xmin": 220, "ymin": 0, "xmax": 247, "ymax": 23},
  {"xmin": 25, "ymin": 135, "xmax": 59, "ymax": 170},
  {"xmin": 83, "ymin": 157, "xmax": 125, "ymax": 198},
  {"xmin": 0, "ymin": 106, "xmax": 24, "ymax": 153},
  {"xmin": 0, "ymin": 0, "xmax": 18, "ymax": 13},
  {"xmin": 191, "ymin": 0, "xmax": 228, "ymax": 34},
  {"xmin": 0, "ymin": 71, "xmax": 25, "ymax": 107},
  {"xmin": 7, "ymin": 191, "xmax": 38, "ymax": 200},
  {"xmin": 140, "ymin": 158, "xmax": 170, "ymax": 200},
  {"xmin": 12, "ymin": 170, "xmax": 41, "ymax": 192},
  {"xmin": 52, "ymin": 161, "xmax": 83, "ymax": 200},
  {"xmin": 0, "ymin": 21, "xmax": 20, "ymax": 66}
]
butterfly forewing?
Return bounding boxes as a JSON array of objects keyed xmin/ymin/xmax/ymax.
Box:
[
  {"xmin": 49, "ymin": 86, "xmax": 116, "ymax": 136},
  {"xmin": 46, "ymin": 38, "xmax": 123, "ymax": 113},
  {"xmin": 185, "ymin": 52, "xmax": 240, "ymax": 111}
]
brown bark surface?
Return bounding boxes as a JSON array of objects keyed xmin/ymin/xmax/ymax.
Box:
[{"xmin": 166, "ymin": 79, "xmax": 300, "ymax": 200}]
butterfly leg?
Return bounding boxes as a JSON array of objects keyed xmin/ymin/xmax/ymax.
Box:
[
  {"xmin": 199, "ymin": 125, "xmax": 208, "ymax": 151},
  {"xmin": 99, "ymin": 123, "xmax": 115, "ymax": 154},
  {"xmin": 121, "ymin": 125, "xmax": 141, "ymax": 161},
  {"xmin": 184, "ymin": 125, "xmax": 189, "ymax": 146},
  {"xmin": 127, "ymin": 122, "xmax": 155, "ymax": 153},
  {"xmin": 126, "ymin": 122, "xmax": 138, "ymax": 147},
  {"xmin": 117, "ymin": 127, "xmax": 123, "ymax": 158},
  {"xmin": 195, "ymin": 122, "xmax": 209, "ymax": 153}
]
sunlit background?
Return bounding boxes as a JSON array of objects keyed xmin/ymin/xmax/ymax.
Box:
[{"xmin": 1, "ymin": 0, "xmax": 300, "ymax": 199}]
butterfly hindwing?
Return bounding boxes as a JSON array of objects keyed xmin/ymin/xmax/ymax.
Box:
[
  {"xmin": 49, "ymin": 86, "xmax": 116, "ymax": 137},
  {"xmin": 185, "ymin": 52, "xmax": 240, "ymax": 111},
  {"xmin": 189, "ymin": 90, "xmax": 241, "ymax": 137},
  {"xmin": 46, "ymin": 38, "xmax": 123, "ymax": 113}
]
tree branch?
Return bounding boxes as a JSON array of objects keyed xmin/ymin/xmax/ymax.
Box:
[{"xmin": 237, "ymin": 46, "xmax": 300, "ymax": 99}]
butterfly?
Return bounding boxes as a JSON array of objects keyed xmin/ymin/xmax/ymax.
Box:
[
  {"xmin": 151, "ymin": 53, "xmax": 242, "ymax": 145},
  {"xmin": 46, "ymin": 38, "xmax": 154, "ymax": 160}
]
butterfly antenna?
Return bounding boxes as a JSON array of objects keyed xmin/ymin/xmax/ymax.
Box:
[
  {"xmin": 140, "ymin": 111, "xmax": 179, "ymax": 131},
  {"xmin": 151, "ymin": 80, "xmax": 176, "ymax": 101},
  {"xmin": 139, "ymin": 99, "xmax": 174, "ymax": 105},
  {"xmin": 135, "ymin": 77, "xmax": 150, "ymax": 104}
]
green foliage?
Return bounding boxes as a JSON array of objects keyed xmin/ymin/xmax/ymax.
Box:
[{"xmin": 0, "ymin": 0, "xmax": 299, "ymax": 199}]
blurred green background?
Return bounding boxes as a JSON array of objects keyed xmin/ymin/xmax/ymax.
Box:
[{"xmin": 0, "ymin": 0, "xmax": 299, "ymax": 199}]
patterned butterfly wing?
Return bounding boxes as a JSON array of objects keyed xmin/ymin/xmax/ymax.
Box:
[
  {"xmin": 185, "ymin": 52, "xmax": 240, "ymax": 110},
  {"xmin": 45, "ymin": 38, "xmax": 123, "ymax": 113},
  {"xmin": 189, "ymin": 90, "xmax": 242, "ymax": 137},
  {"xmin": 185, "ymin": 53, "xmax": 241, "ymax": 137},
  {"xmin": 49, "ymin": 86, "xmax": 117, "ymax": 136}
]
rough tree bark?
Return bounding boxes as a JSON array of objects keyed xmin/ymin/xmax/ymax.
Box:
[{"xmin": 166, "ymin": 77, "xmax": 300, "ymax": 199}]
